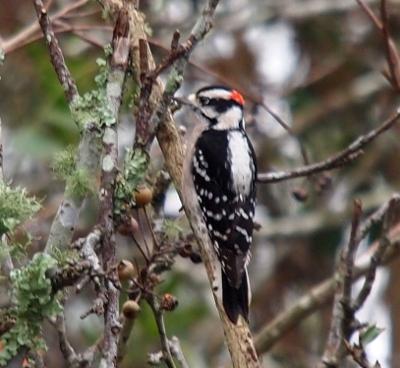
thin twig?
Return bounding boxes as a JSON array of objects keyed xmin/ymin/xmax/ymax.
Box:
[
  {"xmin": 61, "ymin": 9, "xmax": 101, "ymax": 19},
  {"xmin": 70, "ymin": 31, "xmax": 105, "ymax": 48},
  {"xmin": 32, "ymin": 0, "xmax": 78, "ymax": 103},
  {"xmin": 132, "ymin": 236, "xmax": 150, "ymax": 264},
  {"xmin": 380, "ymin": 0, "xmax": 400, "ymax": 91},
  {"xmin": 134, "ymin": 38, "xmax": 153, "ymax": 148},
  {"xmin": 356, "ymin": 194, "xmax": 400, "ymax": 243},
  {"xmin": 356, "ymin": 0, "xmax": 400, "ymax": 91},
  {"xmin": 343, "ymin": 200, "xmax": 363, "ymax": 315},
  {"xmin": 319, "ymin": 200, "xmax": 363, "ymax": 368},
  {"xmin": 257, "ymin": 110, "xmax": 400, "ymax": 183},
  {"xmin": 136, "ymin": 209, "xmax": 152, "ymax": 258},
  {"xmin": 169, "ymin": 336, "xmax": 190, "ymax": 368},
  {"xmin": 356, "ymin": 0, "xmax": 382, "ymax": 29},
  {"xmin": 2, "ymin": 0, "xmax": 91, "ymax": 54},
  {"xmin": 147, "ymin": 295, "xmax": 177, "ymax": 368},
  {"xmin": 143, "ymin": 206, "xmax": 159, "ymax": 249},
  {"xmin": 116, "ymin": 313, "xmax": 140, "ymax": 367},
  {"xmin": 49, "ymin": 313, "xmax": 79, "ymax": 365},
  {"xmin": 2, "ymin": 25, "xmax": 111, "ymax": 55},
  {"xmin": 353, "ymin": 196, "xmax": 399, "ymax": 310},
  {"xmin": 344, "ymin": 340, "xmax": 382, "ymax": 368}
]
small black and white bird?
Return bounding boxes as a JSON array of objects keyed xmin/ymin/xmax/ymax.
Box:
[{"xmin": 179, "ymin": 86, "xmax": 257, "ymax": 324}]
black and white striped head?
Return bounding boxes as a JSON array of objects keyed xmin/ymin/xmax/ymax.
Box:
[{"xmin": 186, "ymin": 86, "xmax": 245, "ymax": 130}]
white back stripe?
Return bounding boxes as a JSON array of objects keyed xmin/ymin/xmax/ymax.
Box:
[{"xmin": 228, "ymin": 131, "xmax": 253, "ymax": 196}]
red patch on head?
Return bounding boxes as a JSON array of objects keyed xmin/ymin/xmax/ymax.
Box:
[{"xmin": 230, "ymin": 90, "xmax": 245, "ymax": 106}]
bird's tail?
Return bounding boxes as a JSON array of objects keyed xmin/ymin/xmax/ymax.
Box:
[{"xmin": 222, "ymin": 270, "xmax": 250, "ymax": 324}]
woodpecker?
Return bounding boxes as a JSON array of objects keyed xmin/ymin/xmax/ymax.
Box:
[{"xmin": 179, "ymin": 86, "xmax": 257, "ymax": 324}]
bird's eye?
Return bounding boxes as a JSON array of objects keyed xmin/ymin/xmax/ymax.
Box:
[{"xmin": 199, "ymin": 96, "xmax": 210, "ymax": 105}]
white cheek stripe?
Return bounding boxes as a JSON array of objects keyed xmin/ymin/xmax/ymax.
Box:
[
  {"xmin": 228, "ymin": 131, "xmax": 253, "ymax": 196},
  {"xmin": 210, "ymin": 105, "xmax": 243, "ymax": 130}
]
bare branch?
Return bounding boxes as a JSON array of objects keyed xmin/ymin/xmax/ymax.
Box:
[
  {"xmin": 134, "ymin": 38, "xmax": 153, "ymax": 149},
  {"xmin": 116, "ymin": 313, "xmax": 139, "ymax": 367},
  {"xmin": 32, "ymin": 0, "xmax": 79, "ymax": 103},
  {"xmin": 356, "ymin": 194, "xmax": 400, "ymax": 243},
  {"xmin": 99, "ymin": 9, "xmax": 131, "ymax": 367},
  {"xmin": 356, "ymin": 0, "xmax": 400, "ymax": 91},
  {"xmin": 319, "ymin": 200, "xmax": 363, "ymax": 367},
  {"xmin": 356, "ymin": 0, "xmax": 382, "ymax": 30},
  {"xmin": 169, "ymin": 336, "xmax": 190, "ymax": 368},
  {"xmin": 49, "ymin": 313, "xmax": 79, "ymax": 366},
  {"xmin": 33, "ymin": 2, "xmax": 104, "ymax": 255},
  {"xmin": 345, "ymin": 340, "xmax": 382, "ymax": 368},
  {"xmin": 257, "ymin": 110, "xmax": 400, "ymax": 183},
  {"xmin": 147, "ymin": 295, "xmax": 177, "ymax": 368},
  {"xmin": 353, "ymin": 196, "xmax": 399, "ymax": 310},
  {"xmin": 2, "ymin": 0, "xmax": 91, "ymax": 54},
  {"xmin": 380, "ymin": 0, "xmax": 400, "ymax": 91}
]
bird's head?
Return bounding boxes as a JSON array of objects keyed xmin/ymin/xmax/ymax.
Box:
[{"xmin": 176, "ymin": 86, "xmax": 245, "ymax": 130}]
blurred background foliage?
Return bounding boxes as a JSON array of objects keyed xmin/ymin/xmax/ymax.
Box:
[{"xmin": 1, "ymin": 0, "xmax": 400, "ymax": 367}]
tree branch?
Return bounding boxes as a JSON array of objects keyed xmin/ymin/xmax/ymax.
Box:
[
  {"xmin": 147, "ymin": 295, "xmax": 176, "ymax": 368},
  {"xmin": 257, "ymin": 109, "xmax": 400, "ymax": 183},
  {"xmin": 32, "ymin": 0, "xmax": 79, "ymax": 103},
  {"xmin": 319, "ymin": 200, "xmax": 363, "ymax": 367},
  {"xmin": 98, "ymin": 10, "xmax": 130, "ymax": 367},
  {"xmin": 31, "ymin": 0, "xmax": 104, "ymax": 255}
]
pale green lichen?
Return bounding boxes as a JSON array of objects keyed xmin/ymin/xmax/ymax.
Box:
[
  {"xmin": 51, "ymin": 146, "xmax": 97, "ymax": 198},
  {"xmin": 114, "ymin": 148, "xmax": 148, "ymax": 214},
  {"xmin": 0, "ymin": 182, "xmax": 41, "ymax": 237},
  {"xmin": 70, "ymin": 88, "xmax": 115, "ymax": 129},
  {"xmin": 70, "ymin": 47, "xmax": 116, "ymax": 130},
  {"xmin": 0, "ymin": 253, "xmax": 63, "ymax": 365},
  {"xmin": 165, "ymin": 68, "xmax": 184, "ymax": 93}
]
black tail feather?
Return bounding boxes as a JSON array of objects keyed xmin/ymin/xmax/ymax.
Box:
[{"xmin": 222, "ymin": 271, "xmax": 249, "ymax": 324}]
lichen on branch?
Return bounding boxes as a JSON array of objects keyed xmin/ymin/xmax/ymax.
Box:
[{"xmin": 0, "ymin": 253, "xmax": 63, "ymax": 366}]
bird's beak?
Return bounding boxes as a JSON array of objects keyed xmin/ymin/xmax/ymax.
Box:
[
  {"xmin": 173, "ymin": 96, "xmax": 192, "ymax": 106},
  {"xmin": 173, "ymin": 94, "xmax": 196, "ymax": 106}
]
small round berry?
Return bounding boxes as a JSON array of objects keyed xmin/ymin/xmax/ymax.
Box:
[
  {"xmin": 134, "ymin": 184, "xmax": 153, "ymax": 207},
  {"xmin": 292, "ymin": 186, "xmax": 308, "ymax": 202},
  {"xmin": 117, "ymin": 260, "xmax": 135, "ymax": 280},
  {"xmin": 116, "ymin": 216, "xmax": 139, "ymax": 237},
  {"xmin": 122, "ymin": 300, "xmax": 141, "ymax": 319}
]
